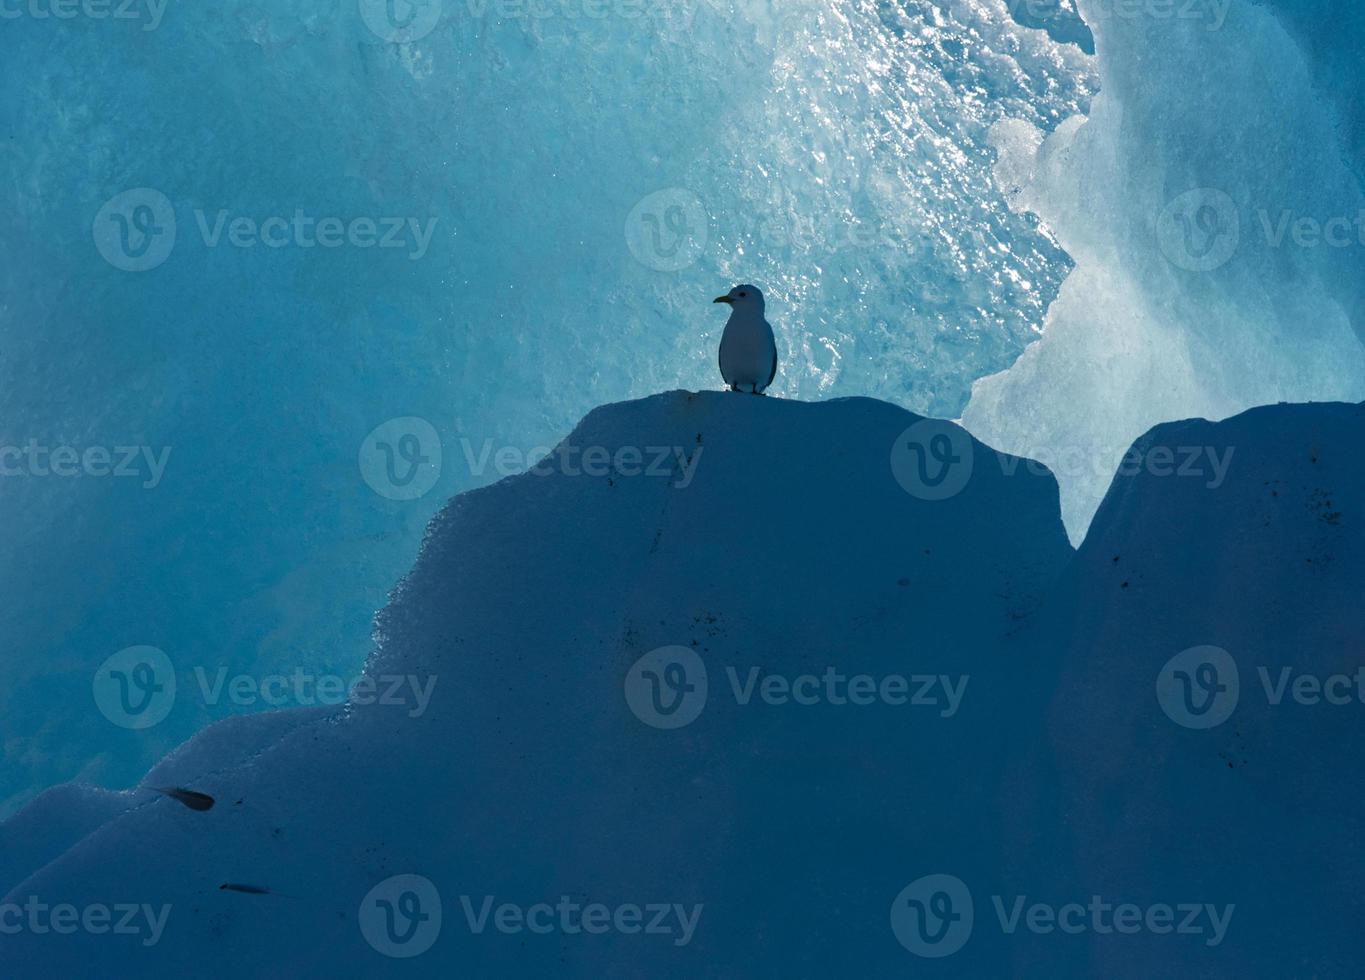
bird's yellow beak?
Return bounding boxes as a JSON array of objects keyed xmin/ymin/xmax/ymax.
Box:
[{"xmin": 713, "ymin": 295, "xmax": 733, "ymax": 304}]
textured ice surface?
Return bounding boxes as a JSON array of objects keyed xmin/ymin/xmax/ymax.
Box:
[
  {"xmin": 0, "ymin": 1, "xmax": 1091, "ymax": 813},
  {"xmin": 962, "ymin": 0, "xmax": 1365, "ymax": 538},
  {"xmin": 0, "ymin": 391, "xmax": 1078, "ymax": 976},
  {"xmin": 1017, "ymin": 400, "xmax": 1365, "ymax": 976},
  {"xmin": 1, "ymin": 392, "xmax": 1362, "ymax": 976}
]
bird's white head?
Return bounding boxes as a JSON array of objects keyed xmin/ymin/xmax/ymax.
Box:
[{"xmin": 713, "ymin": 284, "xmax": 765, "ymax": 314}]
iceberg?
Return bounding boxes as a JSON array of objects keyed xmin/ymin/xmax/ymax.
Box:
[
  {"xmin": 0, "ymin": 0, "xmax": 1091, "ymax": 816},
  {"xmin": 1, "ymin": 392, "xmax": 1362, "ymax": 976}
]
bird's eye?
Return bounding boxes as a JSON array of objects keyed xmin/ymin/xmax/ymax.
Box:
[{"xmin": 739, "ymin": 292, "xmax": 746, "ymax": 297}]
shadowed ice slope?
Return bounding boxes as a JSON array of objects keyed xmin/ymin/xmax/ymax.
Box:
[
  {"xmin": 0, "ymin": 391, "xmax": 1070, "ymax": 977},
  {"xmin": 3, "ymin": 394, "xmax": 1363, "ymax": 976},
  {"xmin": 1005, "ymin": 400, "xmax": 1365, "ymax": 977}
]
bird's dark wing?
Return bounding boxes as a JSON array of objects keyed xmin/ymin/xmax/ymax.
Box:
[{"xmin": 766, "ymin": 346, "xmax": 777, "ymax": 388}]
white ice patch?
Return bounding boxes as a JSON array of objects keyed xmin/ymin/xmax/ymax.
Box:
[{"xmin": 965, "ymin": 0, "xmax": 1365, "ymax": 541}]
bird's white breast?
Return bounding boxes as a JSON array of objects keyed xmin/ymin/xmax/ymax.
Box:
[{"xmin": 719, "ymin": 312, "xmax": 777, "ymax": 391}]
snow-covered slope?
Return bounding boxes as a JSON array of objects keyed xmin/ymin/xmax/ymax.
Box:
[{"xmin": 2, "ymin": 393, "xmax": 1361, "ymax": 977}]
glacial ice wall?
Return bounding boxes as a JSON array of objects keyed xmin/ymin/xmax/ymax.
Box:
[
  {"xmin": 0, "ymin": 0, "xmax": 1091, "ymax": 813},
  {"xmin": 10, "ymin": 0, "xmax": 1364, "ymax": 822},
  {"xmin": 963, "ymin": 0, "xmax": 1365, "ymax": 538}
]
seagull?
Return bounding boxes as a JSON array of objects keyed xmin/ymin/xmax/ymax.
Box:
[{"xmin": 713, "ymin": 284, "xmax": 778, "ymax": 395}]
